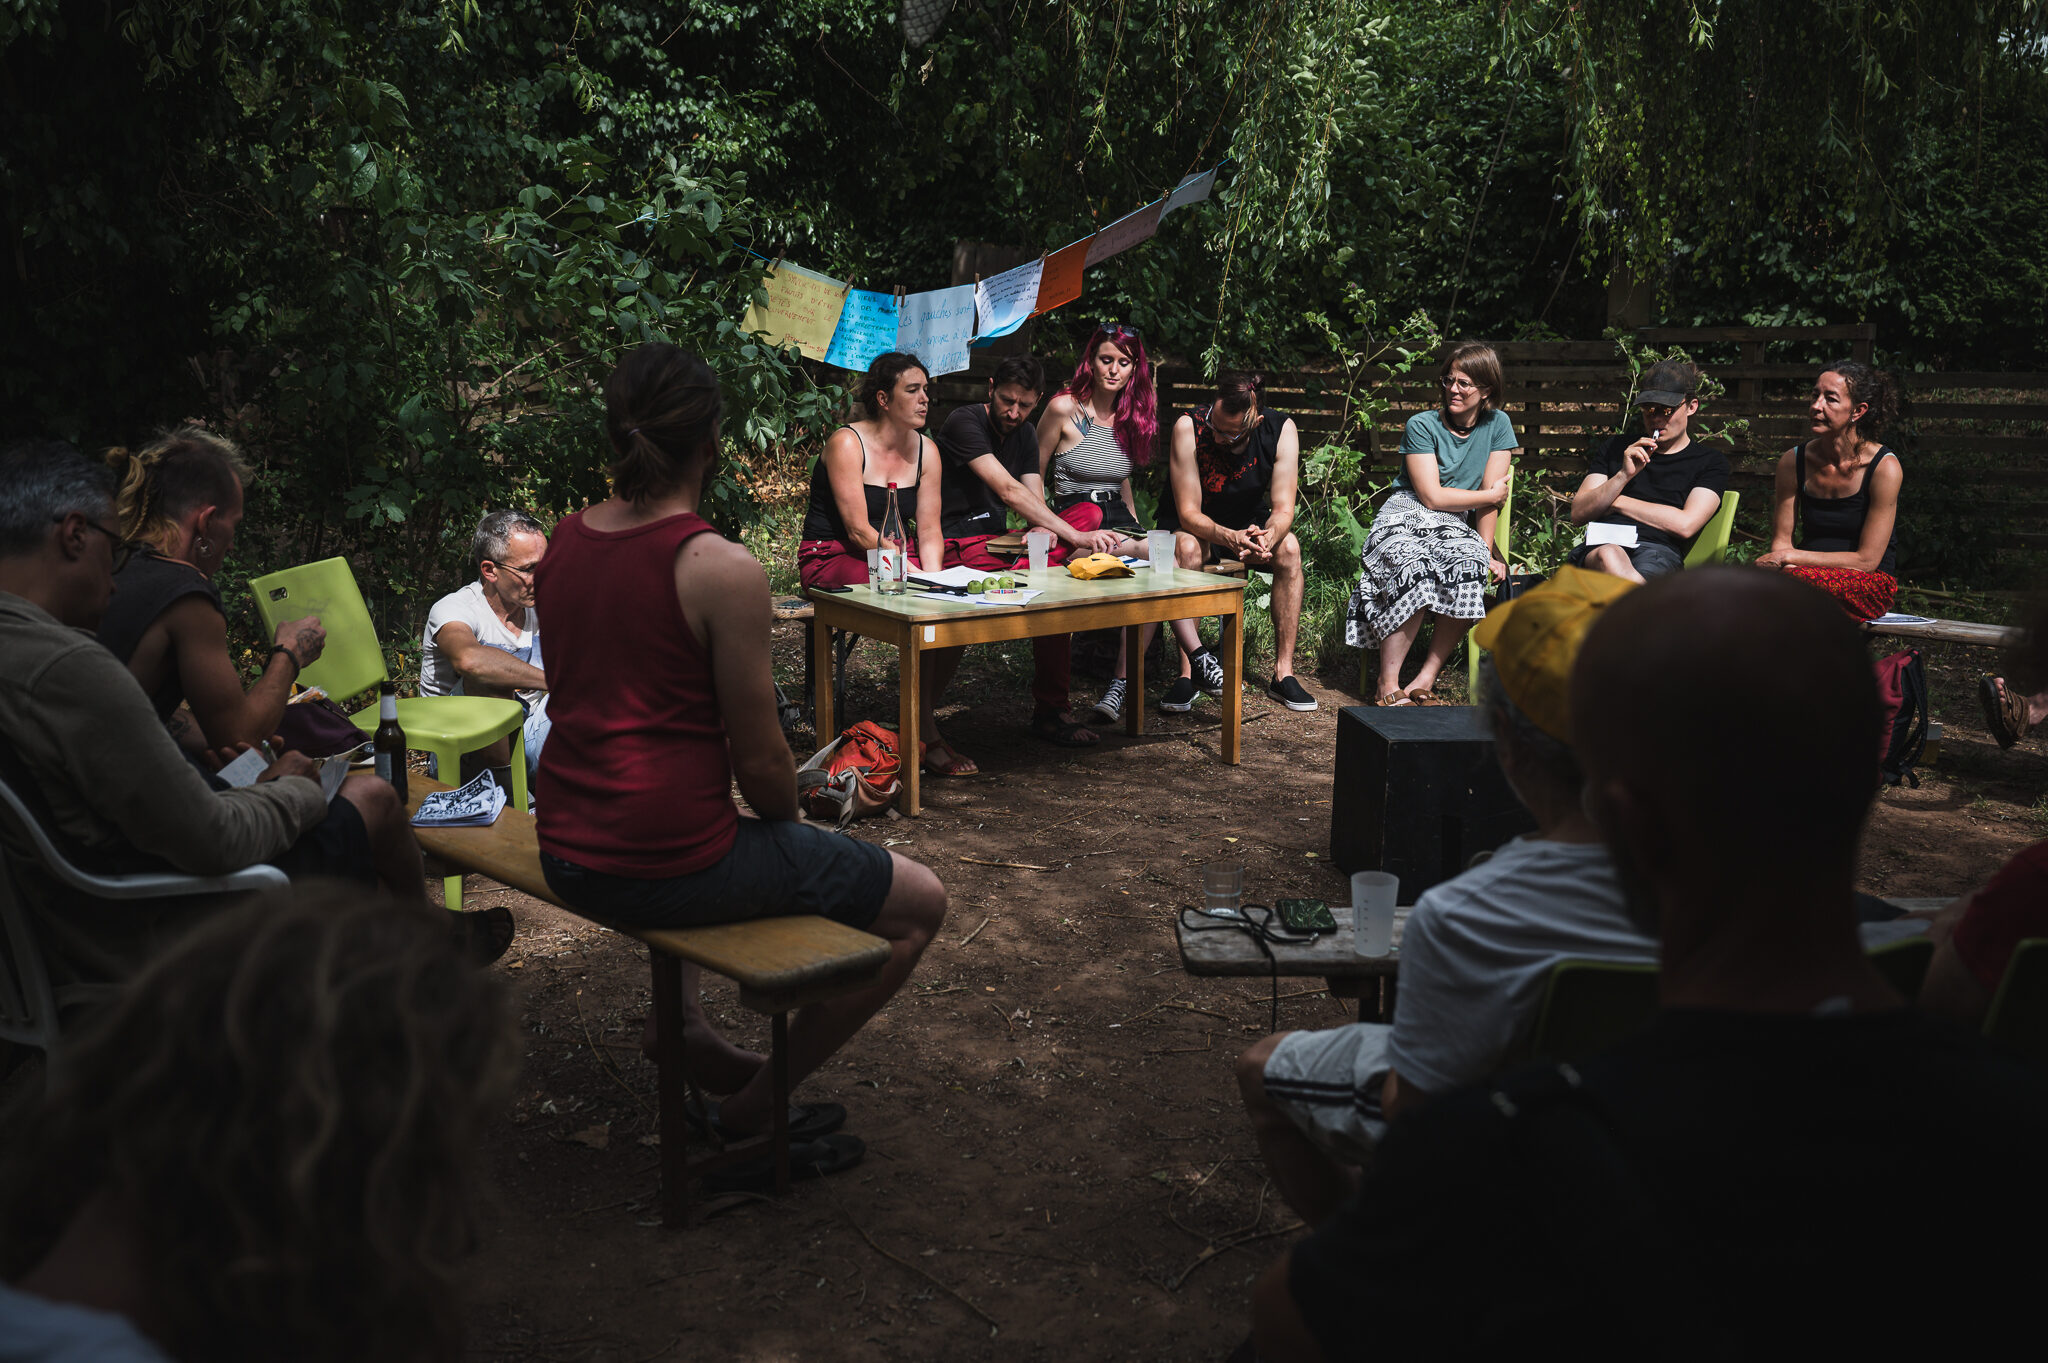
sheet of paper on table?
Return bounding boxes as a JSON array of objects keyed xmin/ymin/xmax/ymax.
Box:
[
  {"xmin": 1869, "ymin": 612, "xmax": 1936, "ymax": 625},
  {"xmin": 1586, "ymin": 522, "xmax": 1639, "ymax": 548},
  {"xmin": 909, "ymin": 565, "xmax": 988, "ymax": 588}
]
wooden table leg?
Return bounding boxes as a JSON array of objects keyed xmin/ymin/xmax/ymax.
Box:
[
  {"xmin": 899, "ymin": 626, "xmax": 922, "ymax": 816},
  {"xmin": 771, "ymin": 1012, "xmax": 792, "ymax": 1194},
  {"xmin": 1124, "ymin": 622, "xmax": 1145, "ymax": 737},
  {"xmin": 1220, "ymin": 598, "xmax": 1244, "ymax": 764},
  {"xmin": 812, "ymin": 612, "xmax": 835, "ymax": 742},
  {"xmin": 650, "ymin": 951, "xmax": 690, "ymax": 1228}
]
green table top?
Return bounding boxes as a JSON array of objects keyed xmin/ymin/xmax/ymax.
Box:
[{"xmin": 807, "ymin": 566, "xmax": 1245, "ymax": 623}]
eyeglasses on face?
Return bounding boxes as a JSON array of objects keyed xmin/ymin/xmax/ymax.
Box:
[
  {"xmin": 60, "ymin": 515, "xmax": 136, "ymax": 572},
  {"xmin": 490, "ymin": 559, "xmax": 542, "ymax": 579},
  {"xmin": 1439, "ymin": 376, "xmax": 1482, "ymax": 393}
]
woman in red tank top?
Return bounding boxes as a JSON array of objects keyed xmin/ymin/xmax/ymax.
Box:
[{"xmin": 532, "ymin": 343, "xmax": 947, "ymax": 1172}]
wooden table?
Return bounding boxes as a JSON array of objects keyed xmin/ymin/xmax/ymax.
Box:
[
  {"xmin": 1176, "ymin": 906, "xmax": 1413, "ymax": 1021},
  {"xmin": 809, "ymin": 568, "xmax": 1248, "ymax": 815}
]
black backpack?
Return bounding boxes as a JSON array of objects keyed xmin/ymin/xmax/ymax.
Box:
[{"xmin": 1875, "ymin": 648, "xmax": 1929, "ymax": 788}]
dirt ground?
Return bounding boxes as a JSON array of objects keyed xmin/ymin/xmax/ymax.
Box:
[{"xmin": 458, "ymin": 626, "xmax": 2045, "ymax": 1363}]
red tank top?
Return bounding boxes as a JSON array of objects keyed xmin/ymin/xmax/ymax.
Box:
[{"xmin": 533, "ymin": 509, "xmax": 738, "ymax": 876}]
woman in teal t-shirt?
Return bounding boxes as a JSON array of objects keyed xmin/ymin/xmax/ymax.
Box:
[{"xmin": 1343, "ymin": 341, "xmax": 1516, "ymax": 704}]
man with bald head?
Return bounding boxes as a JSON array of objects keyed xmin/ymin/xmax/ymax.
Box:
[{"xmin": 1251, "ymin": 568, "xmax": 2048, "ymax": 1360}]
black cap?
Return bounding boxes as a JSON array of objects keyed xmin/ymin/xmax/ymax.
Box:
[{"xmin": 1633, "ymin": 359, "xmax": 1698, "ymax": 408}]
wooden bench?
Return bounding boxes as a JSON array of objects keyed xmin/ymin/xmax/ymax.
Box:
[
  {"xmin": 403, "ymin": 779, "xmax": 891, "ymax": 1224},
  {"xmin": 1861, "ymin": 617, "xmax": 2020, "ymax": 649}
]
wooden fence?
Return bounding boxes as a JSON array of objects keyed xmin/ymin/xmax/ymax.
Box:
[{"xmin": 924, "ymin": 324, "xmax": 2048, "ymax": 551}]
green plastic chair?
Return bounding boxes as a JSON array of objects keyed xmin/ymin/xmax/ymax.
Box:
[
  {"xmin": 1682, "ymin": 490, "xmax": 1740, "ymax": 568},
  {"xmin": 1867, "ymin": 935, "xmax": 1934, "ymax": 1001},
  {"xmin": 249, "ymin": 557, "xmax": 527, "ymax": 910},
  {"xmin": 1463, "ymin": 475, "xmax": 1515, "ymax": 696},
  {"xmin": 1984, "ymin": 938, "xmax": 2048, "ymax": 1067},
  {"xmin": 1522, "ymin": 958, "xmax": 1660, "ymax": 1063}
]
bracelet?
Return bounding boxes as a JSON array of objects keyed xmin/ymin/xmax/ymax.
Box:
[{"xmin": 270, "ymin": 645, "xmax": 302, "ymax": 676}]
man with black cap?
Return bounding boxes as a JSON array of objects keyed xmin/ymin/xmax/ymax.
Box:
[{"xmin": 1567, "ymin": 358, "xmax": 1729, "ymax": 582}]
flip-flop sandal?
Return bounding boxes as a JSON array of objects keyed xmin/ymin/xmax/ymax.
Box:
[
  {"xmin": 919, "ymin": 739, "xmax": 980, "ymax": 777},
  {"xmin": 1373, "ymin": 690, "xmax": 1414, "ymax": 707},
  {"xmin": 453, "ymin": 904, "xmax": 516, "ymax": 967},
  {"xmin": 702, "ymin": 1132, "xmax": 866, "ymax": 1196},
  {"xmin": 1981, "ymin": 676, "xmax": 2031, "ymax": 749},
  {"xmin": 1031, "ymin": 713, "xmax": 1101, "ymax": 748},
  {"xmin": 688, "ymin": 1098, "xmax": 848, "ymax": 1146}
]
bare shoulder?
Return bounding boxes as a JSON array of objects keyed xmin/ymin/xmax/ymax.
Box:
[
  {"xmin": 678, "ymin": 530, "xmax": 764, "ymax": 584},
  {"xmin": 1043, "ymin": 392, "xmax": 1079, "ymax": 420},
  {"xmin": 1872, "ymin": 449, "xmax": 1905, "ymax": 484}
]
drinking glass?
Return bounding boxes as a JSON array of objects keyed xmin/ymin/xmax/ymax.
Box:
[
  {"xmin": 1351, "ymin": 871, "xmax": 1398, "ymax": 958},
  {"xmin": 1202, "ymin": 862, "xmax": 1244, "ymax": 918},
  {"xmin": 1025, "ymin": 529, "xmax": 1052, "ymax": 576},
  {"xmin": 1146, "ymin": 529, "xmax": 1175, "ymax": 576}
]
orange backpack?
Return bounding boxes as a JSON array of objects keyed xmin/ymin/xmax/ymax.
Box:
[{"xmin": 798, "ymin": 721, "xmax": 903, "ymax": 826}]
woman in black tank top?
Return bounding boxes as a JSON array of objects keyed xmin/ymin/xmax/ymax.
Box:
[
  {"xmin": 795, "ymin": 352, "xmax": 976, "ymax": 774},
  {"xmin": 1757, "ymin": 361, "xmax": 1904, "ymax": 620},
  {"xmin": 94, "ymin": 428, "xmax": 329, "ymax": 750}
]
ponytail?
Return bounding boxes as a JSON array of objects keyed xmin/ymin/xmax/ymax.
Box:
[
  {"xmin": 1215, "ymin": 370, "xmax": 1264, "ymax": 416},
  {"xmin": 603, "ymin": 344, "xmax": 723, "ymax": 505},
  {"xmin": 105, "ymin": 427, "xmax": 249, "ymax": 551}
]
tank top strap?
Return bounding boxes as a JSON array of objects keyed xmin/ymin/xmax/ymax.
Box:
[
  {"xmin": 1795, "ymin": 442, "xmax": 1806, "ymax": 492},
  {"xmin": 1860, "ymin": 447, "xmax": 1897, "ymax": 493},
  {"xmin": 838, "ymin": 423, "xmax": 870, "ymax": 476}
]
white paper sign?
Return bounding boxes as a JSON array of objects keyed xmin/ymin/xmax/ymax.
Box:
[
  {"xmin": 1158, "ymin": 168, "xmax": 1217, "ymax": 223},
  {"xmin": 895, "ymin": 284, "xmax": 976, "ymax": 376},
  {"xmin": 973, "ymin": 258, "xmax": 1044, "ymax": 342},
  {"xmin": 1586, "ymin": 522, "xmax": 1640, "ymax": 548}
]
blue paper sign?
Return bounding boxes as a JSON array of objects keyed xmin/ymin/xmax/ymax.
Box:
[
  {"xmin": 895, "ymin": 284, "xmax": 977, "ymax": 377},
  {"xmin": 824, "ymin": 288, "xmax": 901, "ymax": 372}
]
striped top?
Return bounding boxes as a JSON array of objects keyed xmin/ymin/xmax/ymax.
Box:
[{"xmin": 1052, "ymin": 411, "xmax": 1132, "ymax": 500}]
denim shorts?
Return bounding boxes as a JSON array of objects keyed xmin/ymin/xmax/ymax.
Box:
[{"xmin": 540, "ymin": 818, "xmax": 893, "ymax": 933}]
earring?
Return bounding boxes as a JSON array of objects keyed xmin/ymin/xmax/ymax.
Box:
[{"xmin": 197, "ymin": 537, "xmax": 213, "ymax": 558}]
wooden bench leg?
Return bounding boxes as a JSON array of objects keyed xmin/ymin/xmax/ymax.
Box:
[
  {"xmin": 651, "ymin": 951, "xmax": 692, "ymax": 1228},
  {"xmin": 772, "ymin": 1012, "xmax": 792, "ymax": 1195}
]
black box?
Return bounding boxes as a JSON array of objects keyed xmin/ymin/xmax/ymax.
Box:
[{"xmin": 1329, "ymin": 705, "xmax": 1537, "ymax": 904}]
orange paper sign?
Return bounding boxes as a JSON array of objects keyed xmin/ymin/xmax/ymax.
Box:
[{"xmin": 1031, "ymin": 238, "xmax": 1089, "ymax": 317}]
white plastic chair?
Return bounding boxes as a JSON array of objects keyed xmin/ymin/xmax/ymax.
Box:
[{"xmin": 0, "ymin": 762, "xmax": 287, "ymax": 1073}]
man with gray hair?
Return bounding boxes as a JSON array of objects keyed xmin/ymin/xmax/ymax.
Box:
[
  {"xmin": 1235, "ymin": 567, "xmax": 1653, "ymax": 1225},
  {"xmin": 0, "ymin": 439, "xmax": 422, "ymax": 982},
  {"xmin": 421, "ymin": 508, "xmax": 551, "ymax": 780}
]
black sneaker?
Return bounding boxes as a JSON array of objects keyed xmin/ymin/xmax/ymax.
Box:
[
  {"xmin": 1266, "ymin": 674, "xmax": 1319, "ymax": 712},
  {"xmin": 1159, "ymin": 677, "xmax": 1199, "ymax": 713},
  {"xmin": 1190, "ymin": 646, "xmax": 1227, "ymax": 695}
]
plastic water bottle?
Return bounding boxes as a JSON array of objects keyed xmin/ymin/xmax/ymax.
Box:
[{"xmin": 877, "ymin": 481, "xmax": 908, "ymax": 595}]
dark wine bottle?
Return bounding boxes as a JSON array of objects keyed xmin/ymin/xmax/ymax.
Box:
[{"xmin": 372, "ymin": 680, "xmax": 408, "ymax": 804}]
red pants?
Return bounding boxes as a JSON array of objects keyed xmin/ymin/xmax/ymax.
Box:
[
  {"xmin": 943, "ymin": 535, "xmax": 1074, "ymax": 718},
  {"xmin": 797, "ymin": 539, "xmax": 926, "ymax": 590},
  {"xmin": 1785, "ymin": 566, "xmax": 1897, "ymax": 621}
]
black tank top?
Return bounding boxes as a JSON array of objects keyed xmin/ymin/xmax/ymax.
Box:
[
  {"xmin": 95, "ymin": 549, "xmax": 224, "ymax": 722},
  {"xmin": 1157, "ymin": 407, "xmax": 1289, "ymax": 533},
  {"xmin": 802, "ymin": 425, "xmax": 925, "ymax": 543},
  {"xmin": 1796, "ymin": 444, "xmax": 1898, "ymax": 578}
]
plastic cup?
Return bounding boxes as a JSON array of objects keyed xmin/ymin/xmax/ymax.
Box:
[
  {"xmin": 866, "ymin": 547, "xmax": 880, "ymax": 588},
  {"xmin": 1146, "ymin": 529, "xmax": 1175, "ymax": 577},
  {"xmin": 1025, "ymin": 529, "xmax": 1052, "ymax": 576},
  {"xmin": 1202, "ymin": 862, "xmax": 1244, "ymax": 918},
  {"xmin": 1351, "ymin": 871, "xmax": 1398, "ymax": 958}
]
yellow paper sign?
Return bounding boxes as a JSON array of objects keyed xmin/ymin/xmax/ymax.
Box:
[{"xmin": 742, "ymin": 262, "xmax": 851, "ymax": 362}]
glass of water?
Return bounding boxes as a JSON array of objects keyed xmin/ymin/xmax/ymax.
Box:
[{"xmin": 1202, "ymin": 862, "xmax": 1244, "ymax": 918}]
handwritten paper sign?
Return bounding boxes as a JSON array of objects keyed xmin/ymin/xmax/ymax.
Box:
[
  {"xmin": 974, "ymin": 258, "xmax": 1044, "ymax": 341},
  {"xmin": 824, "ymin": 287, "xmax": 902, "ymax": 372},
  {"xmin": 1032, "ymin": 238, "xmax": 1090, "ymax": 316},
  {"xmin": 1159, "ymin": 168, "xmax": 1218, "ymax": 224},
  {"xmin": 1085, "ymin": 202, "xmax": 1163, "ymax": 267},
  {"xmin": 895, "ymin": 284, "xmax": 976, "ymax": 376},
  {"xmin": 741, "ymin": 262, "xmax": 850, "ymax": 362}
]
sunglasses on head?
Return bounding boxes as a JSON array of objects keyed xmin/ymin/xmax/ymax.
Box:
[{"xmin": 1096, "ymin": 322, "xmax": 1142, "ymax": 344}]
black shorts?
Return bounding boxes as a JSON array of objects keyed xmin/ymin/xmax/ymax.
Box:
[
  {"xmin": 269, "ymin": 795, "xmax": 376, "ymax": 886},
  {"xmin": 540, "ymin": 818, "xmax": 893, "ymax": 933},
  {"xmin": 1055, "ymin": 493, "xmax": 1144, "ymax": 536}
]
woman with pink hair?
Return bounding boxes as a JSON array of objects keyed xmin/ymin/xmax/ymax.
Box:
[{"xmin": 1036, "ymin": 322, "xmax": 1215, "ymax": 722}]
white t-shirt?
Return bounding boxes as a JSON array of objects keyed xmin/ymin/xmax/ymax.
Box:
[
  {"xmin": 0, "ymin": 1283, "xmax": 170, "ymax": 1363},
  {"xmin": 420, "ymin": 580, "xmax": 544, "ymax": 707},
  {"xmin": 1387, "ymin": 835, "xmax": 1652, "ymax": 1093}
]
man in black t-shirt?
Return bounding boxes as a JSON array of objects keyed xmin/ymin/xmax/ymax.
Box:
[
  {"xmin": 934, "ymin": 355, "xmax": 1120, "ymax": 748},
  {"xmin": 1567, "ymin": 358, "xmax": 1729, "ymax": 581},
  {"xmin": 1250, "ymin": 569, "xmax": 2048, "ymax": 1361}
]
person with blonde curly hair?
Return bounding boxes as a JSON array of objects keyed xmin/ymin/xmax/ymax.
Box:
[
  {"xmin": 95, "ymin": 425, "xmax": 328, "ymax": 752},
  {"xmin": 0, "ymin": 884, "xmax": 518, "ymax": 1363}
]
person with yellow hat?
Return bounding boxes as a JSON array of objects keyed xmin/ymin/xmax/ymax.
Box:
[{"xmin": 1235, "ymin": 567, "xmax": 1653, "ymax": 1228}]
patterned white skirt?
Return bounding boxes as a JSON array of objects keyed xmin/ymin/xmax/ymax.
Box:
[{"xmin": 1343, "ymin": 492, "xmax": 1491, "ymax": 647}]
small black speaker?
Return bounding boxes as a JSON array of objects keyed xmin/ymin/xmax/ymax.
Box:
[{"xmin": 1329, "ymin": 705, "xmax": 1537, "ymax": 904}]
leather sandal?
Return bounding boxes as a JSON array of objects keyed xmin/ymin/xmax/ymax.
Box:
[
  {"xmin": 1981, "ymin": 676, "xmax": 2031, "ymax": 750},
  {"xmin": 1405, "ymin": 688, "xmax": 1444, "ymax": 706},
  {"xmin": 919, "ymin": 738, "xmax": 980, "ymax": 776},
  {"xmin": 1373, "ymin": 690, "xmax": 1414, "ymax": 707}
]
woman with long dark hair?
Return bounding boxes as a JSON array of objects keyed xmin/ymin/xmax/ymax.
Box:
[
  {"xmin": 797, "ymin": 351, "xmax": 974, "ymax": 775},
  {"xmin": 1036, "ymin": 321, "xmax": 1212, "ymax": 722},
  {"xmin": 535, "ymin": 343, "xmax": 945, "ymax": 1176},
  {"xmin": 1344, "ymin": 341, "xmax": 1516, "ymax": 705},
  {"xmin": 1755, "ymin": 360, "xmax": 1904, "ymax": 621}
]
